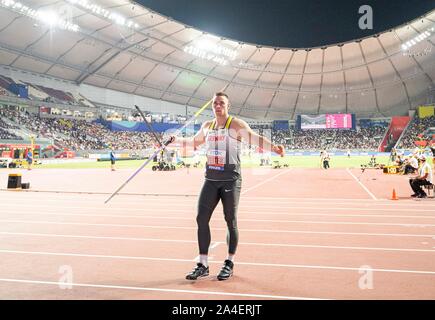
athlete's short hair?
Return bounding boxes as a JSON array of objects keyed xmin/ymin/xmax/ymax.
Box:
[{"xmin": 214, "ymin": 92, "xmax": 229, "ymax": 99}]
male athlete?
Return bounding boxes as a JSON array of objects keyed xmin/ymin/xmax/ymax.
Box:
[
  {"xmin": 320, "ymin": 150, "xmax": 330, "ymax": 169},
  {"xmin": 109, "ymin": 148, "xmax": 116, "ymax": 171},
  {"xmin": 26, "ymin": 150, "xmax": 33, "ymax": 171},
  {"xmin": 170, "ymin": 92, "xmax": 285, "ymax": 281}
]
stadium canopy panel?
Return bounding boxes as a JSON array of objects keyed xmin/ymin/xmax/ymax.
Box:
[{"xmin": 0, "ymin": 0, "xmax": 434, "ymax": 120}]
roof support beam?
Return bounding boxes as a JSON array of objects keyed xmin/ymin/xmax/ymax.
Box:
[
  {"xmin": 0, "ymin": 41, "xmax": 87, "ymax": 73},
  {"xmin": 0, "ymin": 1, "xmax": 59, "ymax": 67},
  {"xmin": 290, "ymin": 51, "xmax": 309, "ymax": 120},
  {"xmin": 75, "ymin": 21, "xmax": 172, "ymax": 85},
  {"xmin": 132, "ymin": 31, "xmax": 204, "ymax": 95},
  {"xmin": 237, "ymin": 50, "xmax": 277, "ymax": 116},
  {"xmin": 185, "ymin": 46, "xmax": 242, "ymax": 107},
  {"xmin": 103, "ymin": 26, "xmax": 187, "ymax": 90},
  {"xmin": 264, "ymin": 50, "xmax": 296, "ymax": 118},
  {"xmin": 358, "ymin": 42, "xmax": 382, "ymax": 116},
  {"xmin": 158, "ymin": 34, "xmax": 212, "ymax": 99},
  {"xmin": 212, "ymin": 47, "xmax": 257, "ymax": 114},
  {"xmin": 316, "ymin": 49, "xmax": 325, "ymax": 114},
  {"xmin": 340, "ymin": 46, "xmax": 348, "ymax": 114},
  {"xmin": 132, "ymin": 50, "xmax": 175, "ymax": 94},
  {"xmin": 44, "ymin": 4, "xmax": 157, "ymax": 77},
  {"xmin": 376, "ymin": 37, "xmax": 413, "ymax": 110},
  {"xmin": 45, "ymin": 23, "xmax": 115, "ymax": 75}
]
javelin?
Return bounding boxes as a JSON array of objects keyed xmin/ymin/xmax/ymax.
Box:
[{"xmin": 104, "ymin": 94, "xmax": 216, "ymax": 204}]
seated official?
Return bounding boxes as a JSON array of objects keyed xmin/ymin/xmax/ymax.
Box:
[{"xmin": 409, "ymin": 155, "xmax": 433, "ymax": 198}]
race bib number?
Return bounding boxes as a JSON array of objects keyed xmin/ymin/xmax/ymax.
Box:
[{"xmin": 207, "ymin": 150, "xmax": 226, "ymax": 170}]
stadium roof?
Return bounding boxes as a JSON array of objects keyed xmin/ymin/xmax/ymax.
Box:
[
  {"xmin": 137, "ymin": 0, "xmax": 435, "ymax": 49},
  {"xmin": 0, "ymin": 0, "xmax": 434, "ymax": 119}
]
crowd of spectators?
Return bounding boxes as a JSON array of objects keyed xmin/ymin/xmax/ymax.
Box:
[
  {"xmin": 1, "ymin": 108, "xmax": 397, "ymax": 152},
  {"xmin": 0, "ymin": 127, "xmax": 22, "ymax": 140},
  {"xmin": 0, "ymin": 109, "xmax": 161, "ymax": 151},
  {"xmin": 272, "ymin": 126, "xmax": 387, "ymax": 150},
  {"xmin": 397, "ymin": 115, "xmax": 435, "ymax": 149},
  {"xmin": 0, "ymin": 110, "xmax": 22, "ymax": 140},
  {"xmin": 250, "ymin": 124, "xmax": 272, "ymax": 130}
]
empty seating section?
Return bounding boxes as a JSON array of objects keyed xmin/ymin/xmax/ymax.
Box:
[{"xmin": 36, "ymin": 85, "xmax": 74, "ymax": 102}]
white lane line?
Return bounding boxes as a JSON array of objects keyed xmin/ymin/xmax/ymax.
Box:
[
  {"xmin": 193, "ymin": 241, "xmax": 222, "ymax": 261},
  {"xmin": 3, "ymin": 189, "xmax": 369, "ymax": 201},
  {"xmin": 2, "ymin": 230, "xmax": 434, "ymax": 241},
  {"xmin": 5, "ymin": 192, "xmax": 434, "ymax": 205},
  {"xmin": 0, "ymin": 278, "xmax": 323, "ymax": 300},
  {"xmin": 0, "ymin": 231, "xmax": 434, "ymax": 253},
  {"xmin": 210, "ymin": 242, "xmax": 221, "ymax": 249},
  {"xmin": 241, "ymin": 169, "xmax": 292, "ymax": 195},
  {"xmin": 14, "ymin": 196, "xmax": 435, "ymax": 209},
  {"xmin": 0, "ymin": 231, "xmax": 198, "ymax": 244},
  {"xmin": 1, "ymin": 249, "xmax": 435, "ymax": 275},
  {"xmin": 0, "ymin": 190, "xmax": 198, "ymax": 198},
  {"xmin": 2, "ymin": 202, "xmax": 434, "ymax": 213},
  {"xmin": 231, "ymin": 243, "xmax": 435, "ymax": 252},
  {"xmin": 237, "ymin": 206, "xmax": 435, "ymax": 213},
  {"xmin": 3, "ymin": 187, "xmax": 432, "ymax": 203},
  {"xmin": 2, "ymin": 218, "xmax": 434, "ymax": 229},
  {"xmin": 3, "ymin": 210, "xmax": 435, "ymax": 220},
  {"xmin": 346, "ymin": 168, "xmax": 377, "ymax": 200}
]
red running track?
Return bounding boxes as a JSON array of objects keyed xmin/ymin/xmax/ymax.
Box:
[{"xmin": 0, "ymin": 167, "xmax": 434, "ymax": 299}]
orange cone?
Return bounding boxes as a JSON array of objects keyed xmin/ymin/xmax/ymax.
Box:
[{"xmin": 391, "ymin": 188, "xmax": 399, "ymax": 200}]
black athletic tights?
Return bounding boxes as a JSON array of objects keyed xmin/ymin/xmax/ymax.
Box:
[{"xmin": 196, "ymin": 179, "xmax": 242, "ymax": 255}]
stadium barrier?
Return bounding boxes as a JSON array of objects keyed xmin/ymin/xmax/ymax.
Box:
[{"xmin": 282, "ymin": 151, "xmax": 432, "ymax": 157}]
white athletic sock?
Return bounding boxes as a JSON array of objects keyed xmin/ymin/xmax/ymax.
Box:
[
  {"xmin": 227, "ymin": 254, "xmax": 234, "ymax": 262},
  {"xmin": 199, "ymin": 255, "xmax": 208, "ymax": 267}
]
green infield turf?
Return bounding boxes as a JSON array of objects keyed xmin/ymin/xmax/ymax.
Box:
[{"xmin": 25, "ymin": 155, "xmax": 411, "ymax": 169}]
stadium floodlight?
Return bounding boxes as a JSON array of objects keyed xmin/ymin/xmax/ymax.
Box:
[
  {"xmin": 183, "ymin": 40, "xmax": 238, "ymax": 66},
  {"xmin": 108, "ymin": 12, "xmax": 125, "ymax": 26},
  {"xmin": 0, "ymin": 0, "xmax": 80, "ymax": 32},
  {"xmin": 2, "ymin": 0, "xmax": 14, "ymax": 6},
  {"xmin": 401, "ymin": 23, "xmax": 433, "ymax": 51},
  {"xmin": 38, "ymin": 10, "xmax": 58, "ymax": 27},
  {"xmin": 66, "ymin": 0, "xmax": 140, "ymax": 30}
]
